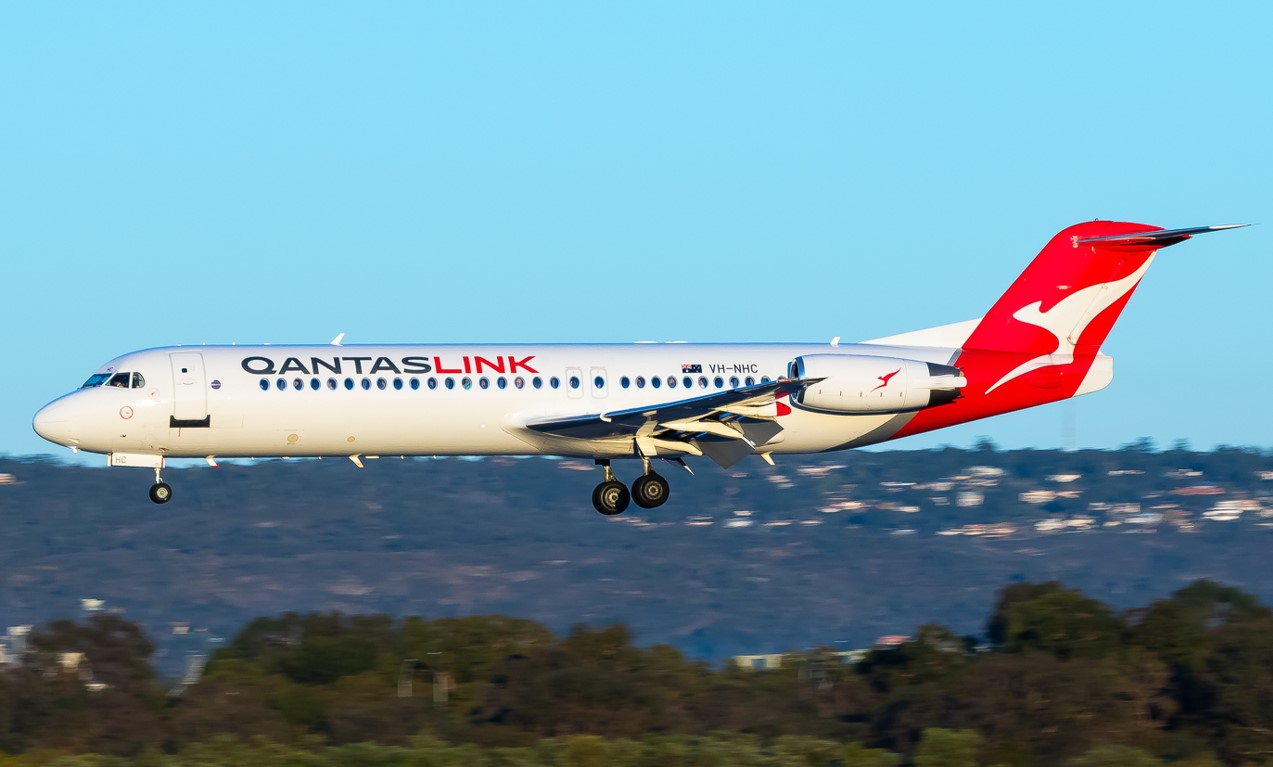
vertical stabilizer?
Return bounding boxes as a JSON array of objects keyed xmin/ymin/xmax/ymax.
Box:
[{"xmin": 893, "ymin": 222, "xmax": 1243, "ymax": 438}]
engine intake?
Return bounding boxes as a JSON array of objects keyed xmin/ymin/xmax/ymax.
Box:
[{"xmin": 789, "ymin": 354, "xmax": 965, "ymax": 414}]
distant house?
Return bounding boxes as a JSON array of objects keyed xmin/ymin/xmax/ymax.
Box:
[
  {"xmin": 1175, "ymin": 485, "xmax": 1225, "ymax": 496},
  {"xmin": 1204, "ymin": 499, "xmax": 1258, "ymax": 522},
  {"xmin": 733, "ymin": 653, "xmax": 787, "ymax": 671},
  {"xmin": 733, "ymin": 648, "xmax": 871, "ymax": 671},
  {"xmin": 3, "ymin": 626, "xmax": 31, "ymax": 663},
  {"xmin": 875, "ymin": 635, "xmax": 910, "ymax": 648},
  {"xmin": 956, "ymin": 491, "xmax": 983, "ymax": 508},
  {"xmin": 966, "ymin": 466, "xmax": 1005, "ymax": 478},
  {"xmin": 1020, "ymin": 490, "xmax": 1057, "ymax": 504}
]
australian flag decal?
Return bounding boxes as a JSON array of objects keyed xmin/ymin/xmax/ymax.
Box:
[{"xmin": 681, "ymin": 363, "xmax": 702, "ymax": 374}]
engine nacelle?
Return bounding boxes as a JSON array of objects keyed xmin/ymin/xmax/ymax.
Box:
[{"xmin": 789, "ymin": 354, "xmax": 965, "ymax": 414}]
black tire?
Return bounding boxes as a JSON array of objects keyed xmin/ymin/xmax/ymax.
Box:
[
  {"xmin": 632, "ymin": 473, "xmax": 670, "ymax": 509},
  {"xmin": 591, "ymin": 480, "xmax": 630, "ymax": 516},
  {"xmin": 149, "ymin": 482, "xmax": 173, "ymax": 504}
]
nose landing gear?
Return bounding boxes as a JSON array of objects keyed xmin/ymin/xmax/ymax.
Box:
[{"xmin": 149, "ymin": 466, "xmax": 172, "ymax": 504}]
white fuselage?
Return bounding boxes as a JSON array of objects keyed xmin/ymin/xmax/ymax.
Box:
[{"xmin": 34, "ymin": 342, "xmax": 958, "ymax": 462}]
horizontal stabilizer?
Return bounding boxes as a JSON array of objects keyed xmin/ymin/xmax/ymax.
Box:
[{"xmin": 1076, "ymin": 224, "xmax": 1247, "ymax": 248}]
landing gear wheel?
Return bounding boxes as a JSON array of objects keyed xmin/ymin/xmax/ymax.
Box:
[
  {"xmin": 149, "ymin": 482, "xmax": 173, "ymax": 505},
  {"xmin": 632, "ymin": 472, "xmax": 670, "ymax": 509},
  {"xmin": 592, "ymin": 480, "xmax": 630, "ymax": 516}
]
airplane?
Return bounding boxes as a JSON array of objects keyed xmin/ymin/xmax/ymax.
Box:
[{"xmin": 33, "ymin": 220, "xmax": 1244, "ymax": 515}]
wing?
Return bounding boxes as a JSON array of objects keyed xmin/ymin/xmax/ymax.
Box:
[{"xmin": 520, "ymin": 379, "xmax": 814, "ymax": 468}]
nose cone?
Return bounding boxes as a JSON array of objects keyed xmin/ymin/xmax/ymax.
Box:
[{"xmin": 33, "ymin": 397, "xmax": 80, "ymax": 447}]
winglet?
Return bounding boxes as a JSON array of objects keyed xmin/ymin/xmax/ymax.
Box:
[{"xmin": 1075, "ymin": 224, "xmax": 1248, "ymax": 249}]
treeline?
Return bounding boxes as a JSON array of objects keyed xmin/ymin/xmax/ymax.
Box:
[{"xmin": 3, "ymin": 581, "xmax": 1273, "ymax": 766}]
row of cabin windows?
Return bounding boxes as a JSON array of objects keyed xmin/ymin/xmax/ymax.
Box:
[
  {"xmin": 260, "ymin": 375, "xmax": 553, "ymax": 392},
  {"xmin": 621, "ymin": 374, "xmax": 766, "ymax": 390},
  {"xmin": 258, "ymin": 374, "xmax": 772, "ymax": 393}
]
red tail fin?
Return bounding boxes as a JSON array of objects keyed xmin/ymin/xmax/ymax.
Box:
[
  {"xmin": 894, "ymin": 221, "xmax": 1242, "ymax": 438},
  {"xmin": 961, "ymin": 220, "xmax": 1162, "ymax": 358}
]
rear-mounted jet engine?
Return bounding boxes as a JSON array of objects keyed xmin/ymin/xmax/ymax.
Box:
[{"xmin": 788, "ymin": 355, "xmax": 965, "ymax": 414}]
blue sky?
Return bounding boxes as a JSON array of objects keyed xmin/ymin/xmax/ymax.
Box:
[{"xmin": 2, "ymin": 2, "xmax": 1269, "ymax": 460}]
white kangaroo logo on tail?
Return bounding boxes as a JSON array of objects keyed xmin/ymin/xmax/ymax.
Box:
[{"xmin": 985, "ymin": 255, "xmax": 1155, "ymax": 394}]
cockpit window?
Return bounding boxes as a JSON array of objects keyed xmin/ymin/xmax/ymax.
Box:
[{"xmin": 98, "ymin": 372, "xmax": 146, "ymax": 389}]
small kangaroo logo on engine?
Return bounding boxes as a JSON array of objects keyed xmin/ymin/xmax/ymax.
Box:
[{"xmin": 872, "ymin": 369, "xmax": 901, "ymax": 392}]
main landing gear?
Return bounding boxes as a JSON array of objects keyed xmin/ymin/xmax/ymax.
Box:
[
  {"xmin": 591, "ymin": 459, "xmax": 670, "ymax": 516},
  {"xmin": 149, "ymin": 466, "xmax": 172, "ymax": 505}
]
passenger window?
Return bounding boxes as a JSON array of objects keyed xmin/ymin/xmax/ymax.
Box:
[
  {"xmin": 478, "ymin": 377, "xmax": 489, "ymax": 390},
  {"xmin": 462, "ymin": 377, "xmax": 473, "ymax": 390},
  {"xmin": 667, "ymin": 376, "xmax": 677, "ymax": 388},
  {"xmin": 445, "ymin": 378, "xmax": 455, "ymax": 390},
  {"xmin": 293, "ymin": 378, "xmax": 304, "ymax": 391},
  {"xmin": 593, "ymin": 375, "xmax": 604, "ymax": 389},
  {"xmin": 620, "ymin": 376, "xmax": 630, "ymax": 389},
  {"xmin": 497, "ymin": 377, "xmax": 508, "ymax": 390},
  {"xmin": 276, "ymin": 378, "xmax": 286, "ymax": 391},
  {"xmin": 310, "ymin": 378, "xmax": 320, "ymax": 390},
  {"xmin": 729, "ymin": 376, "xmax": 739, "ymax": 388},
  {"xmin": 569, "ymin": 376, "xmax": 581, "ymax": 390},
  {"xmin": 745, "ymin": 376, "xmax": 755, "ymax": 386},
  {"xmin": 428, "ymin": 378, "xmax": 438, "ymax": 390},
  {"xmin": 651, "ymin": 376, "xmax": 661, "ymax": 389},
  {"xmin": 410, "ymin": 378, "xmax": 420, "ymax": 390},
  {"xmin": 514, "ymin": 376, "xmax": 525, "ymax": 389},
  {"xmin": 344, "ymin": 377, "xmax": 355, "ymax": 390},
  {"xmin": 761, "ymin": 376, "xmax": 771, "ymax": 384},
  {"xmin": 683, "ymin": 376, "xmax": 693, "ymax": 389},
  {"xmin": 259, "ymin": 379, "xmax": 269, "ymax": 391},
  {"xmin": 377, "ymin": 378, "xmax": 388, "ymax": 390},
  {"xmin": 635, "ymin": 376, "xmax": 645, "ymax": 389},
  {"xmin": 328, "ymin": 378, "xmax": 338, "ymax": 390},
  {"xmin": 698, "ymin": 376, "xmax": 708, "ymax": 388},
  {"xmin": 361, "ymin": 378, "xmax": 371, "ymax": 390},
  {"xmin": 714, "ymin": 376, "xmax": 724, "ymax": 388},
  {"xmin": 550, "ymin": 377, "xmax": 560, "ymax": 390},
  {"xmin": 533, "ymin": 377, "xmax": 543, "ymax": 389}
]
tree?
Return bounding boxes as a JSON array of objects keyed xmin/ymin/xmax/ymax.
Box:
[
  {"xmin": 1067, "ymin": 744, "xmax": 1160, "ymax": 767},
  {"xmin": 841, "ymin": 742, "xmax": 901, "ymax": 767},
  {"xmin": 940, "ymin": 652, "xmax": 1168, "ymax": 765},
  {"xmin": 987, "ymin": 583, "xmax": 1124, "ymax": 660},
  {"xmin": 861, "ymin": 625, "xmax": 968, "ymax": 687},
  {"xmin": 1131, "ymin": 580, "xmax": 1270, "ymax": 672},
  {"xmin": 914, "ymin": 728, "xmax": 982, "ymax": 767},
  {"xmin": 18, "ymin": 616, "xmax": 165, "ymax": 756}
]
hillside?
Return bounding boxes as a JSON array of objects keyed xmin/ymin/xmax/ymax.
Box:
[{"xmin": 0, "ymin": 447, "xmax": 1270, "ymax": 672}]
